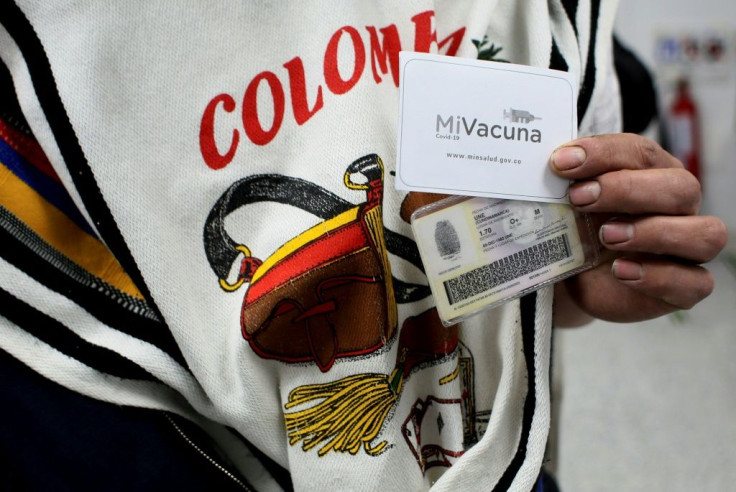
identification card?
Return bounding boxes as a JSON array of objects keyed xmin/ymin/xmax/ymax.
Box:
[
  {"xmin": 411, "ymin": 196, "xmax": 598, "ymax": 326},
  {"xmin": 396, "ymin": 52, "xmax": 577, "ymax": 203}
]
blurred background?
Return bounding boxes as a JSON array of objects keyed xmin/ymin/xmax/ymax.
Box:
[{"xmin": 553, "ymin": 1, "xmax": 736, "ymax": 490}]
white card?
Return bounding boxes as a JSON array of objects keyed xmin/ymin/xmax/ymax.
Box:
[{"xmin": 396, "ymin": 52, "xmax": 577, "ymax": 203}]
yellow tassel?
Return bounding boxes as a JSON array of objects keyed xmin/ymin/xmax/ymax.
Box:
[{"xmin": 284, "ymin": 373, "xmax": 398, "ymax": 457}]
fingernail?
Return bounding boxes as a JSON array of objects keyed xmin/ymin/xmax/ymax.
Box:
[
  {"xmin": 601, "ymin": 222, "xmax": 634, "ymax": 244},
  {"xmin": 612, "ymin": 259, "xmax": 642, "ymax": 281},
  {"xmin": 569, "ymin": 181, "xmax": 601, "ymax": 206},
  {"xmin": 551, "ymin": 146, "xmax": 586, "ymax": 170}
]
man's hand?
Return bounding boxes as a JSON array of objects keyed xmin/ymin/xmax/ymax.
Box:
[{"xmin": 550, "ymin": 133, "xmax": 728, "ymax": 326}]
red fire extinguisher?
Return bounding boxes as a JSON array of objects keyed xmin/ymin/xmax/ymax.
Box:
[{"xmin": 668, "ymin": 78, "xmax": 701, "ymax": 181}]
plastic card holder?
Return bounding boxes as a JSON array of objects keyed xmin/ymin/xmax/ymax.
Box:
[{"xmin": 411, "ymin": 195, "xmax": 599, "ymax": 326}]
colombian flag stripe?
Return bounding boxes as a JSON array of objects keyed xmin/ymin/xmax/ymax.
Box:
[
  {"xmin": 0, "ymin": 138, "xmax": 95, "ymax": 236},
  {"xmin": 1, "ymin": 3, "xmax": 162, "ymax": 319},
  {"xmin": 0, "ymin": 118, "xmax": 59, "ymax": 183},
  {"xmin": 0, "ymin": 164, "xmax": 142, "ymax": 299}
]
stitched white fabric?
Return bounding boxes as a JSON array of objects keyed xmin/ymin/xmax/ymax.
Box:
[{"xmin": 1, "ymin": 1, "xmax": 621, "ymax": 489}]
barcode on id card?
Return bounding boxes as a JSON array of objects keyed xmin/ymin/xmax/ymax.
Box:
[{"xmin": 443, "ymin": 234, "xmax": 571, "ymax": 305}]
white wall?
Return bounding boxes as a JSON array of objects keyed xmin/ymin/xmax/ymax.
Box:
[
  {"xmin": 554, "ymin": 5, "xmax": 736, "ymax": 491},
  {"xmin": 615, "ymin": 0, "xmax": 736, "ymax": 232}
]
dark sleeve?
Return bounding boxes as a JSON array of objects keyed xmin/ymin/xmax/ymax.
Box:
[{"xmin": 613, "ymin": 35, "xmax": 658, "ymax": 134}]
